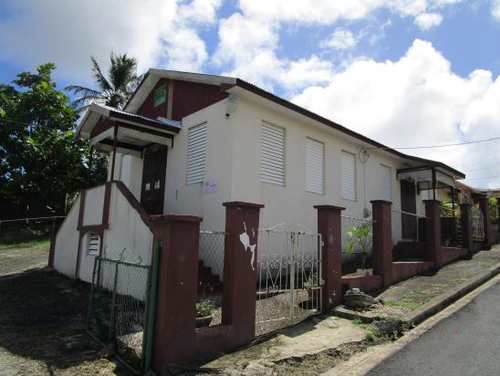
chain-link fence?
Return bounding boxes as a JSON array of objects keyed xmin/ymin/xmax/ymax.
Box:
[
  {"xmin": 197, "ymin": 231, "xmax": 225, "ymax": 327},
  {"xmin": 341, "ymin": 215, "xmax": 374, "ymax": 275},
  {"xmin": 0, "ymin": 216, "xmax": 65, "ymax": 247},
  {"xmin": 471, "ymin": 207, "xmax": 485, "ymax": 242},
  {"xmin": 391, "ymin": 209, "xmax": 427, "ymax": 245},
  {"xmin": 87, "ymin": 255, "xmax": 151, "ymax": 372}
]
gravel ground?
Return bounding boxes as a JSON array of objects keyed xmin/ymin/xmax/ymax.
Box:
[{"xmin": 0, "ymin": 244, "xmax": 133, "ymax": 376}]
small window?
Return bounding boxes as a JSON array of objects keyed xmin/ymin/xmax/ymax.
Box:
[
  {"xmin": 341, "ymin": 151, "xmax": 356, "ymax": 201},
  {"xmin": 120, "ymin": 154, "xmax": 132, "ymax": 189},
  {"xmin": 87, "ymin": 233, "xmax": 100, "ymax": 256},
  {"xmin": 306, "ymin": 137, "xmax": 324, "ymax": 194},
  {"xmin": 261, "ymin": 122, "xmax": 285, "ymax": 186},
  {"xmin": 187, "ymin": 123, "xmax": 207, "ymax": 185},
  {"xmin": 153, "ymin": 84, "xmax": 167, "ymax": 107},
  {"xmin": 380, "ymin": 164, "xmax": 392, "ymax": 201}
]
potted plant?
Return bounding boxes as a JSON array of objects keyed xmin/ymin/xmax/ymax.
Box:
[
  {"xmin": 345, "ymin": 222, "xmax": 372, "ymax": 274},
  {"xmin": 303, "ymin": 273, "xmax": 319, "ymax": 302},
  {"xmin": 195, "ymin": 299, "xmax": 215, "ymax": 328}
]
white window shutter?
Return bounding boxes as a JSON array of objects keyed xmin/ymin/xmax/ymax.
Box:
[
  {"xmin": 120, "ymin": 154, "xmax": 132, "ymax": 189},
  {"xmin": 306, "ymin": 138, "xmax": 324, "ymax": 194},
  {"xmin": 187, "ymin": 123, "xmax": 207, "ymax": 185},
  {"xmin": 341, "ymin": 151, "xmax": 356, "ymax": 200},
  {"xmin": 261, "ymin": 122, "xmax": 285, "ymax": 186},
  {"xmin": 380, "ymin": 164, "xmax": 392, "ymax": 201}
]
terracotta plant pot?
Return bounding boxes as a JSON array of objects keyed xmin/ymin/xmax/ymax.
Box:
[{"xmin": 195, "ymin": 314, "xmax": 213, "ymax": 328}]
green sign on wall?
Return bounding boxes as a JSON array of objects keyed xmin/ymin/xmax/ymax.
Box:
[{"xmin": 153, "ymin": 85, "xmax": 167, "ymax": 107}]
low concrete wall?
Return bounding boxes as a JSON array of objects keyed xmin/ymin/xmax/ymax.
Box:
[
  {"xmin": 341, "ymin": 275, "xmax": 382, "ymax": 294},
  {"xmin": 392, "ymin": 261, "xmax": 435, "ymax": 284},
  {"xmin": 442, "ymin": 247, "xmax": 469, "ymax": 266}
]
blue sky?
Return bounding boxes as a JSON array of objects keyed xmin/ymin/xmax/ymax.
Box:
[{"xmin": 1, "ymin": 0, "xmax": 500, "ymax": 188}]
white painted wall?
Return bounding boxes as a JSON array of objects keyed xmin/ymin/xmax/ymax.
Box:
[
  {"xmin": 83, "ymin": 185, "xmax": 105, "ymax": 226},
  {"xmin": 226, "ymin": 93, "xmax": 409, "ymax": 236},
  {"xmin": 53, "ymin": 195, "xmax": 81, "ymax": 278}
]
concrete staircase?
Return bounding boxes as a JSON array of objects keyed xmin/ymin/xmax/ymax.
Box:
[{"xmin": 197, "ymin": 260, "xmax": 222, "ymax": 296}]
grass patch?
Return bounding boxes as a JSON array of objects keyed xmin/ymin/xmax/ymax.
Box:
[
  {"xmin": 351, "ymin": 318, "xmax": 380, "ymax": 342},
  {"xmin": 0, "ymin": 238, "xmax": 50, "ymax": 250},
  {"xmin": 385, "ymin": 299, "xmax": 423, "ymax": 311}
]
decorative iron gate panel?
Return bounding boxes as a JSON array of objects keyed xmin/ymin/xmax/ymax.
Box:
[
  {"xmin": 472, "ymin": 208, "xmax": 485, "ymax": 242},
  {"xmin": 87, "ymin": 252, "xmax": 154, "ymax": 373},
  {"xmin": 255, "ymin": 229, "xmax": 322, "ymax": 335}
]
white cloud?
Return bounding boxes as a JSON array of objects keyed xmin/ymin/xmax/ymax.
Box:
[
  {"xmin": 492, "ymin": 0, "xmax": 500, "ymax": 20},
  {"xmin": 0, "ymin": 0, "xmax": 222, "ymax": 83},
  {"xmin": 414, "ymin": 12, "xmax": 443, "ymax": 30},
  {"xmin": 292, "ymin": 39, "xmax": 500, "ymax": 188},
  {"xmin": 320, "ymin": 29, "xmax": 357, "ymax": 50}
]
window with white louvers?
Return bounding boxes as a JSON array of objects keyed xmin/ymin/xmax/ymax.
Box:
[
  {"xmin": 186, "ymin": 123, "xmax": 207, "ymax": 185},
  {"xmin": 261, "ymin": 122, "xmax": 285, "ymax": 186},
  {"xmin": 341, "ymin": 151, "xmax": 356, "ymax": 200},
  {"xmin": 380, "ymin": 164, "xmax": 392, "ymax": 201},
  {"xmin": 120, "ymin": 154, "xmax": 132, "ymax": 190},
  {"xmin": 306, "ymin": 137, "xmax": 324, "ymax": 194}
]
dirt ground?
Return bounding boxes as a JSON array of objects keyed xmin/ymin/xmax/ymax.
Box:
[{"xmin": 0, "ymin": 244, "xmax": 132, "ymax": 376}]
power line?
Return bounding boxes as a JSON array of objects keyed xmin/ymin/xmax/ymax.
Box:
[{"xmin": 367, "ymin": 136, "xmax": 500, "ymax": 150}]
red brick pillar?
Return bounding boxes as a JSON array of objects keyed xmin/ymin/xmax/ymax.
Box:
[
  {"xmin": 460, "ymin": 203, "xmax": 473, "ymax": 255},
  {"xmin": 371, "ymin": 200, "xmax": 393, "ymax": 287},
  {"xmin": 314, "ymin": 205, "xmax": 345, "ymax": 311},
  {"xmin": 425, "ymin": 200, "xmax": 443, "ymax": 267},
  {"xmin": 478, "ymin": 197, "xmax": 493, "ymax": 247},
  {"xmin": 151, "ymin": 214, "xmax": 202, "ymax": 370},
  {"xmin": 222, "ymin": 201, "xmax": 264, "ymax": 346}
]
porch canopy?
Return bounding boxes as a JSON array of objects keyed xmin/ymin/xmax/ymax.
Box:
[
  {"xmin": 75, "ymin": 103, "xmax": 182, "ymax": 157},
  {"xmin": 397, "ymin": 164, "xmax": 465, "ymax": 200}
]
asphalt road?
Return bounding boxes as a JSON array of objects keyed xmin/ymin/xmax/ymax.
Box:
[{"xmin": 367, "ymin": 280, "xmax": 500, "ymax": 376}]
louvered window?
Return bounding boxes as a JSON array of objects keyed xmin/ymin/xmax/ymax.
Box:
[
  {"xmin": 87, "ymin": 233, "xmax": 100, "ymax": 256},
  {"xmin": 341, "ymin": 151, "xmax": 356, "ymax": 200},
  {"xmin": 261, "ymin": 122, "xmax": 285, "ymax": 186},
  {"xmin": 380, "ymin": 164, "xmax": 392, "ymax": 201},
  {"xmin": 186, "ymin": 123, "xmax": 207, "ymax": 185},
  {"xmin": 306, "ymin": 138, "xmax": 324, "ymax": 194},
  {"xmin": 120, "ymin": 154, "xmax": 132, "ymax": 189}
]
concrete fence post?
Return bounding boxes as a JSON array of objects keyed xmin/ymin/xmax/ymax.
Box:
[
  {"xmin": 150, "ymin": 214, "xmax": 202, "ymax": 370},
  {"xmin": 424, "ymin": 200, "xmax": 443, "ymax": 267},
  {"xmin": 222, "ymin": 201, "xmax": 264, "ymax": 347},
  {"xmin": 460, "ymin": 203, "xmax": 473, "ymax": 255},
  {"xmin": 371, "ymin": 200, "xmax": 393, "ymax": 287},
  {"xmin": 314, "ymin": 205, "xmax": 345, "ymax": 311},
  {"xmin": 478, "ymin": 197, "xmax": 493, "ymax": 248}
]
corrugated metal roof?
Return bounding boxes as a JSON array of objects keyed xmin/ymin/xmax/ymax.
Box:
[{"xmin": 101, "ymin": 104, "xmax": 182, "ymax": 129}]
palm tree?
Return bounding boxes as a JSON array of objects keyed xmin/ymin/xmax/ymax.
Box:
[{"xmin": 66, "ymin": 52, "xmax": 143, "ymax": 112}]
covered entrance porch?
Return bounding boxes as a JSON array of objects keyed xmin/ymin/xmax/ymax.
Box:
[{"xmin": 76, "ymin": 103, "xmax": 181, "ymax": 215}]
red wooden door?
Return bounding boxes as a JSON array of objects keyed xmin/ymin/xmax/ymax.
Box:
[
  {"xmin": 400, "ymin": 179, "xmax": 417, "ymax": 240},
  {"xmin": 141, "ymin": 146, "xmax": 167, "ymax": 215}
]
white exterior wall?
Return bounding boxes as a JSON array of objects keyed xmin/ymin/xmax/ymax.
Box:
[
  {"xmin": 83, "ymin": 185, "xmax": 105, "ymax": 225},
  {"xmin": 164, "ymin": 100, "xmax": 233, "ymax": 232},
  {"xmin": 226, "ymin": 94, "xmax": 408, "ymax": 233},
  {"xmin": 53, "ymin": 195, "xmax": 81, "ymax": 278}
]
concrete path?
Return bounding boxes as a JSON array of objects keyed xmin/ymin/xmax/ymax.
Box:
[
  {"xmin": 366, "ymin": 279, "xmax": 500, "ymax": 375},
  {"xmin": 205, "ymin": 315, "xmax": 365, "ymax": 369}
]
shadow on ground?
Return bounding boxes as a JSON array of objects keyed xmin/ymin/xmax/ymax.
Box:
[{"xmin": 0, "ymin": 267, "xmax": 132, "ymax": 375}]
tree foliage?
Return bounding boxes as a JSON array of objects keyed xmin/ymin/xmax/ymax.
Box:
[
  {"xmin": 66, "ymin": 52, "xmax": 142, "ymax": 112},
  {"xmin": 0, "ymin": 63, "xmax": 106, "ymax": 217}
]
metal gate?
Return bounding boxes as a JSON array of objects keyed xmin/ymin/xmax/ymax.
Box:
[
  {"xmin": 255, "ymin": 229, "xmax": 322, "ymax": 335},
  {"xmin": 87, "ymin": 251, "xmax": 156, "ymax": 373}
]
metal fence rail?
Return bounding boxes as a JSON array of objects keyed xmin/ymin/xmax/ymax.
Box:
[
  {"xmin": 391, "ymin": 209, "xmax": 427, "ymax": 245},
  {"xmin": 0, "ymin": 216, "xmax": 66, "ymax": 245},
  {"xmin": 87, "ymin": 254, "xmax": 153, "ymax": 373},
  {"xmin": 341, "ymin": 215, "xmax": 374, "ymax": 275}
]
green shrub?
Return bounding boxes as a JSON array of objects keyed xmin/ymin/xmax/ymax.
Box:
[{"xmin": 196, "ymin": 299, "xmax": 215, "ymax": 317}]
